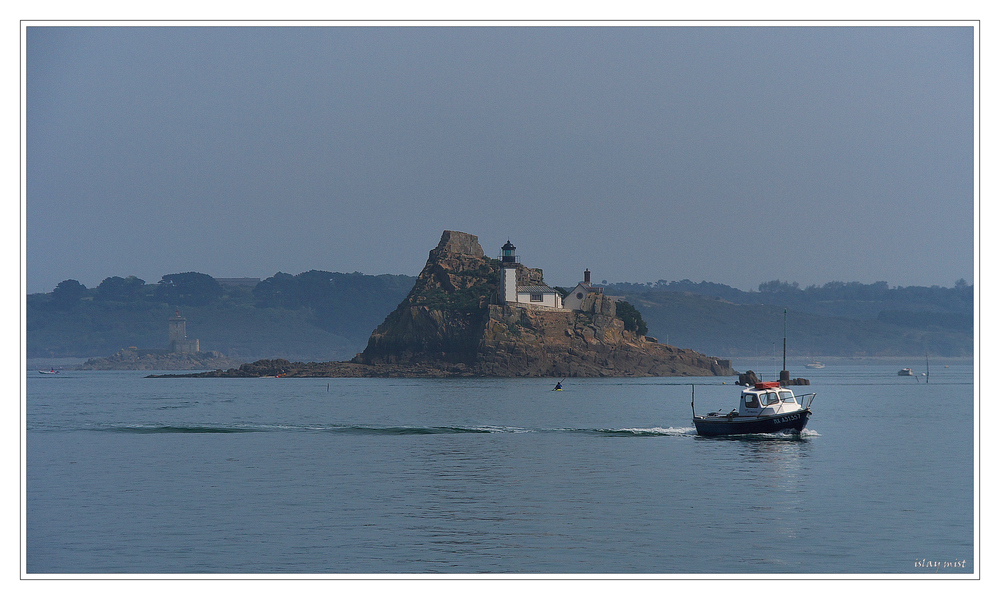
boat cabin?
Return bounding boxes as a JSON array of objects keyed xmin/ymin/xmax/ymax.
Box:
[{"xmin": 738, "ymin": 382, "xmax": 803, "ymax": 417}]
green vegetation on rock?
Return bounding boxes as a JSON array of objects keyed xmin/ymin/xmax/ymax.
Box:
[{"xmin": 615, "ymin": 300, "xmax": 648, "ymax": 336}]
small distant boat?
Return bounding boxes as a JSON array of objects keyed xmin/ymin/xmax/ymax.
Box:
[
  {"xmin": 38, "ymin": 368, "xmax": 60, "ymax": 374},
  {"xmin": 898, "ymin": 368, "xmax": 914, "ymax": 376},
  {"xmin": 691, "ymin": 381, "xmax": 816, "ymax": 436},
  {"xmin": 804, "ymin": 361, "xmax": 825, "ymax": 369}
]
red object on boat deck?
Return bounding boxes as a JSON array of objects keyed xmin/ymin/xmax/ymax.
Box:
[{"xmin": 754, "ymin": 381, "xmax": 780, "ymax": 389}]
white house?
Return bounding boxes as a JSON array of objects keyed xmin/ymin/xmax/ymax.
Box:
[
  {"xmin": 563, "ymin": 269, "xmax": 604, "ymax": 311},
  {"xmin": 515, "ymin": 285, "xmax": 563, "ymax": 308},
  {"xmin": 498, "ymin": 240, "xmax": 564, "ymax": 309}
]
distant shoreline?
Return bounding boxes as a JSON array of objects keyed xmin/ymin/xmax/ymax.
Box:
[
  {"xmin": 27, "ymin": 354, "xmax": 974, "ymax": 375},
  {"xmin": 144, "ymin": 359, "xmax": 733, "ymax": 379}
]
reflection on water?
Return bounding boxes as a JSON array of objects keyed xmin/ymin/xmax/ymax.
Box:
[{"xmin": 696, "ymin": 434, "xmax": 813, "ymax": 545}]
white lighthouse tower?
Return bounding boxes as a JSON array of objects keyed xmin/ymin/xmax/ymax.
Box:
[
  {"xmin": 496, "ymin": 239, "xmax": 565, "ymax": 309},
  {"xmin": 500, "ymin": 240, "xmax": 518, "ymax": 303}
]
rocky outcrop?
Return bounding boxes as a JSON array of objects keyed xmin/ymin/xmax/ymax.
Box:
[
  {"xmin": 433, "ymin": 229, "xmax": 485, "ymax": 257},
  {"xmin": 360, "ymin": 305, "xmax": 488, "ymax": 367},
  {"xmin": 76, "ymin": 347, "xmax": 241, "ymax": 371},
  {"xmin": 475, "ymin": 303, "xmax": 732, "ymax": 377},
  {"xmin": 578, "ymin": 291, "xmax": 616, "ymax": 316},
  {"xmin": 736, "ymin": 370, "xmax": 810, "ymax": 386},
  {"xmin": 157, "ymin": 230, "xmax": 736, "ymax": 378},
  {"xmin": 354, "ymin": 230, "xmax": 734, "ymax": 378},
  {"xmin": 392, "ymin": 230, "xmax": 500, "ymax": 311},
  {"xmin": 358, "ymin": 231, "xmax": 496, "ymax": 366}
]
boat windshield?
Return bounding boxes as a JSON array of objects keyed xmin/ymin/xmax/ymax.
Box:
[
  {"xmin": 764, "ymin": 392, "xmax": 780, "ymax": 406},
  {"xmin": 779, "ymin": 390, "xmax": 796, "ymax": 403},
  {"xmin": 743, "ymin": 394, "xmax": 760, "ymax": 408}
]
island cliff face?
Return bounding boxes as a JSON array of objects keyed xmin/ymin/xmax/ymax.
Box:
[
  {"xmin": 357, "ymin": 230, "xmax": 499, "ymax": 367},
  {"xmin": 356, "ymin": 231, "xmax": 734, "ymax": 377}
]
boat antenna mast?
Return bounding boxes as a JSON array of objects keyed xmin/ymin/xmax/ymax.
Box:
[
  {"xmin": 783, "ymin": 308, "xmax": 787, "ymax": 373},
  {"xmin": 778, "ymin": 308, "xmax": 791, "ymax": 383}
]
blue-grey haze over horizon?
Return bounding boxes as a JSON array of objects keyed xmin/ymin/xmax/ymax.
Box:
[{"xmin": 26, "ymin": 25, "xmax": 974, "ymax": 295}]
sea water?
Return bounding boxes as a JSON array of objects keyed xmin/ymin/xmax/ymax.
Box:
[{"xmin": 25, "ymin": 363, "xmax": 975, "ymax": 574}]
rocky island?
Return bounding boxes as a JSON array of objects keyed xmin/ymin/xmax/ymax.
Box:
[
  {"xmin": 155, "ymin": 231, "xmax": 736, "ymax": 378},
  {"xmin": 76, "ymin": 309, "xmax": 242, "ymax": 371},
  {"xmin": 76, "ymin": 347, "xmax": 241, "ymax": 371}
]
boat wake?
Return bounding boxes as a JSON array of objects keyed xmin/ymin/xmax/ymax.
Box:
[
  {"xmin": 81, "ymin": 423, "xmax": 700, "ymax": 437},
  {"xmin": 97, "ymin": 424, "xmax": 269, "ymax": 434},
  {"xmin": 586, "ymin": 426, "xmax": 697, "ymax": 437},
  {"xmin": 316, "ymin": 424, "xmax": 531, "ymax": 435}
]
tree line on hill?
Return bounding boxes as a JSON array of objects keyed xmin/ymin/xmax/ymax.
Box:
[
  {"xmin": 36, "ymin": 271, "xmax": 417, "ymax": 312},
  {"xmin": 44, "ymin": 272, "xmax": 227, "ymax": 308},
  {"xmin": 27, "ymin": 272, "xmax": 973, "ymax": 360},
  {"xmin": 604, "ymin": 278, "xmax": 973, "ymax": 358},
  {"xmin": 28, "ymin": 271, "xmax": 416, "ymax": 361},
  {"xmin": 606, "ymin": 278, "xmax": 972, "ymax": 316}
]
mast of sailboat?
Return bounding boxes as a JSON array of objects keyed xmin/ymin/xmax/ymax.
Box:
[
  {"xmin": 783, "ymin": 308, "xmax": 787, "ymax": 373},
  {"xmin": 926, "ymin": 352, "xmax": 930, "ymax": 384}
]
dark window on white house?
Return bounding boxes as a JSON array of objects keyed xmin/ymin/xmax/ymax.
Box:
[{"xmin": 530, "ymin": 293, "xmax": 543, "ymax": 302}]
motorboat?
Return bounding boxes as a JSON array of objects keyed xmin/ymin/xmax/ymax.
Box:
[
  {"xmin": 805, "ymin": 361, "xmax": 825, "ymax": 369},
  {"xmin": 692, "ymin": 381, "xmax": 815, "ymax": 436},
  {"xmin": 898, "ymin": 368, "xmax": 914, "ymax": 376},
  {"xmin": 37, "ymin": 368, "xmax": 60, "ymax": 374}
]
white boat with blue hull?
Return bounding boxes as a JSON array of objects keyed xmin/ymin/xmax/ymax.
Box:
[{"xmin": 692, "ymin": 381, "xmax": 816, "ymax": 436}]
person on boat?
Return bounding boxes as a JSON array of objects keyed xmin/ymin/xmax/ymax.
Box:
[{"xmin": 554, "ymin": 381, "xmax": 563, "ymax": 391}]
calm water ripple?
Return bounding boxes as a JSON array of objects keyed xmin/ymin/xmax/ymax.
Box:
[{"xmin": 26, "ymin": 364, "xmax": 975, "ymax": 574}]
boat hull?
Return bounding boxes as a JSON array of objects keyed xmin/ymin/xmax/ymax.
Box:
[{"xmin": 693, "ymin": 409, "xmax": 811, "ymax": 436}]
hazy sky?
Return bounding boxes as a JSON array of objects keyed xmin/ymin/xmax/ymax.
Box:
[{"xmin": 26, "ymin": 25, "xmax": 974, "ymax": 294}]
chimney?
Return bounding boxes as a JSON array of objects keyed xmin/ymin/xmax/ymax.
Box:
[{"xmin": 584, "ymin": 269, "xmax": 591, "ymax": 284}]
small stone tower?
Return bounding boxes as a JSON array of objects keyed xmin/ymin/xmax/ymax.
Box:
[{"xmin": 168, "ymin": 310, "xmax": 200, "ymax": 354}]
